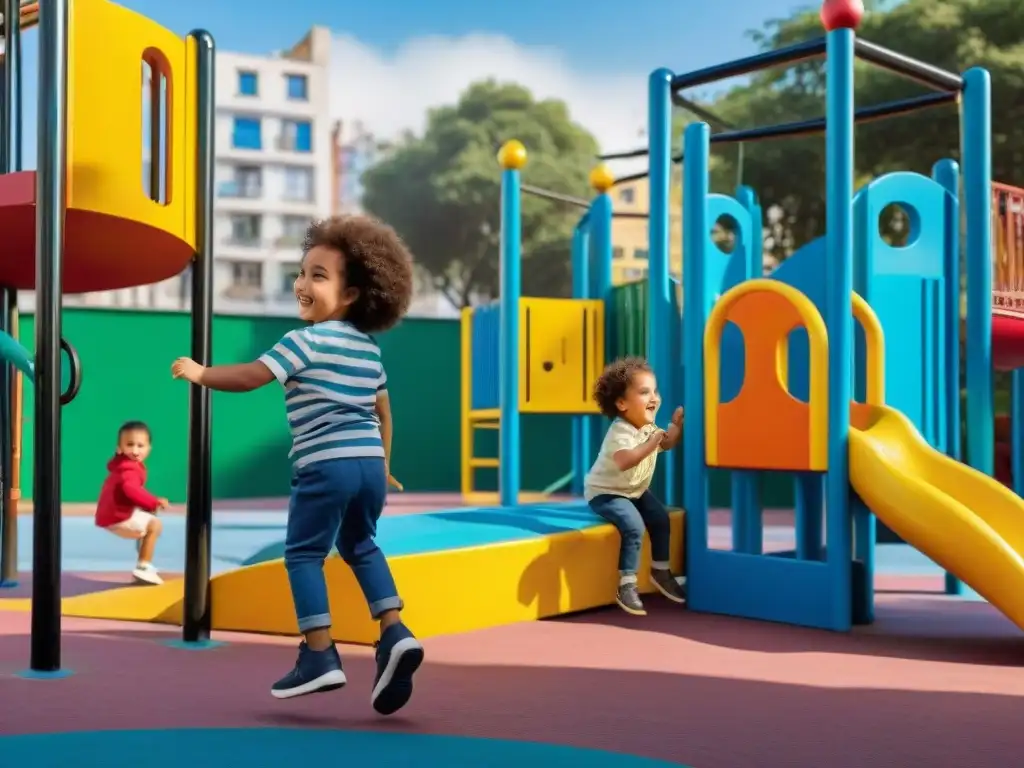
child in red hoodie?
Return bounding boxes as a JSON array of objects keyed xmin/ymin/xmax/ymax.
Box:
[{"xmin": 94, "ymin": 421, "xmax": 169, "ymax": 585}]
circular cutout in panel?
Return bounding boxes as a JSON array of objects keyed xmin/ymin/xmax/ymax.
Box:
[
  {"xmin": 712, "ymin": 213, "xmax": 740, "ymax": 254},
  {"xmin": 878, "ymin": 202, "xmax": 921, "ymax": 248},
  {"xmin": 0, "ymin": 729, "xmax": 688, "ymax": 768}
]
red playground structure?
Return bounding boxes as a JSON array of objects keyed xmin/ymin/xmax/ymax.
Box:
[{"xmin": 991, "ymin": 182, "xmax": 1024, "ymax": 486}]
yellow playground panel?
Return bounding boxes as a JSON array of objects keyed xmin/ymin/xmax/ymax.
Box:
[
  {"xmin": 460, "ymin": 297, "xmax": 605, "ymax": 504},
  {"xmin": 0, "ymin": 0, "xmax": 198, "ymax": 294},
  {"xmin": 0, "ymin": 510, "xmax": 684, "ymax": 643}
]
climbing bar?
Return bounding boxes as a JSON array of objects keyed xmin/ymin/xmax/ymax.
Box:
[
  {"xmin": 521, "ymin": 183, "xmax": 648, "ymax": 218},
  {"xmin": 608, "ymin": 90, "xmax": 956, "ymax": 185},
  {"xmin": 708, "ymin": 91, "xmax": 958, "ymax": 145},
  {"xmin": 522, "ymin": 184, "xmax": 591, "ymax": 209},
  {"xmin": 854, "ymin": 38, "xmax": 964, "ymax": 92},
  {"xmin": 671, "ymin": 37, "xmax": 826, "ymax": 91}
]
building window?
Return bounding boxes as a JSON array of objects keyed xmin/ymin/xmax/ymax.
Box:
[
  {"xmin": 279, "ymin": 215, "xmax": 309, "ymax": 247},
  {"xmin": 282, "ymin": 166, "xmax": 314, "ymax": 202},
  {"xmin": 633, "ymin": 248, "xmax": 649, "ymax": 260},
  {"xmin": 218, "ymin": 165, "xmax": 262, "ymax": 198},
  {"xmin": 619, "ymin": 188, "xmax": 635, "ymax": 204},
  {"xmin": 229, "ymin": 214, "xmax": 262, "ymax": 246},
  {"xmin": 279, "ymin": 119, "xmax": 312, "ymax": 152},
  {"xmin": 232, "ymin": 117, "xmax": 262, "ymax": 150},
  {"xmin": 286, "ymin": 74, "xmax": 308, "ymax": 101},
  {"xmin": 280, "ymin": 261, "xmax": 302, "ymax": 295},
  {"xmin": 238, "ymin": 70, "xmax": 258, "ymax": 96},
  {"xmin": 612, "ymin": 246, "xmax": 625, "ymax": 260},
  {"xmin": 223, "ymin": 260, "xmax": 264, "ymax": 301}
]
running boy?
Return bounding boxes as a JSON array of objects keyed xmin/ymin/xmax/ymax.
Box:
[
  {"xmin": 94, "ymin": 420, "xmax": 168, "ymax": 585},
  {"xmin": 171, "ymin": 215, "xmax": 420, "ymax": 716},
  {"xmin": 585, "ymin": 357, "xmax": 687, "ymax": 616}
]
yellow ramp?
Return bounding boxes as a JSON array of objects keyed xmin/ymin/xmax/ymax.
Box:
[
  {"xmin": 57, "ymin": 510, "xmax": 684, "ymax": 643},
  {"xmin": 849, "ymin": 403, "xmax": 1024, "ymax": 630}
]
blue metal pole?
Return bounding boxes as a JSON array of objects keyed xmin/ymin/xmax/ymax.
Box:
[
  {"xmin": 571, "ymin": 213, "xmax": 591, "ymax": 497},
  {"xmin": 961, "ymin": 69, "xmax": 993, "ymax": 491},
  {"xmin": 933, "ymin": 158, "xmax": 963, "ymax": 595},
  {"xmin": 590, "ymin": 184, "xmax": 613, "ymax": 461},
  {"xmin": 732, "ymin": 184, "xmax": 763, "ymax": 554},
  {"xmin": 823, "ymin": 26, "xmax": 855, "ymax": 632},
  {"xmin": 498, "ymin": 140, "xmax": 527, "ymax": 507},
  {"xmin": 648, "ymin": 68, "xmax": 674, "ymax": 505},
  {"xmin": 682, "ymin": 121, "xmax": 710, "ymax": 606}
]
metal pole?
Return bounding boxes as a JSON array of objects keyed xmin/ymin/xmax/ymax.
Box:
[
  {"xmin": 0, "ymin": 0, "xmax": 17, "ymax": 587},
  {"xmin": 182, "ymin": 30, "xmax": 216, "ymax": 643},
  {"xmin": 30, "ymin": 0, "xmax": 68, "ymax": 672},
  {"xmin": 497, "ymin": 140, "xmax": 525, "ymax": 507}
]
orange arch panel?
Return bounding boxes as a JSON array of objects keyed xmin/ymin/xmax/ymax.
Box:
[{"xmin": 704, "ymin": 279, "xmax": 829, "ymax": 472}]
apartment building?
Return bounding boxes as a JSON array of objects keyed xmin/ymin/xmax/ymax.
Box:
[
  {"xmin": 610, "ymin": 177, "xmax": 683, "ymax": 286},
  {"xmin": 34, "ymin": 27, "xmax": 333, "ymax": 315},
  {"xmin": 211, "ymin": 27, "xmax": 333, "ymax": 315}
]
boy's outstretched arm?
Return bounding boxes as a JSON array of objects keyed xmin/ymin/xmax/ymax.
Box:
[
  {"xmin": 660, "ymin": 406, "xmax": 685, "ymax": 451},
  {"xmin": 171, "ymin": 357, "xmax": 275, "ymax": 392}
]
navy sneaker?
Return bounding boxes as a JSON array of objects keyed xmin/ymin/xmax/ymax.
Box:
[
  {"xmin": 270, "ymin": 642, "xmax": 347, "ymax": 700},
  {"xmin": 371, "ymin": 622, "xmax": 424, "ymax": 715}
]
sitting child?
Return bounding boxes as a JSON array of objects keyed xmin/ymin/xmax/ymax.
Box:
[
  {"xmin": 94, "ymin": 420, "xmax": 169, "ymax": 585},
  {"xmin": 585, "ymin": 357, "xmax": 686, "ymax": 616}
]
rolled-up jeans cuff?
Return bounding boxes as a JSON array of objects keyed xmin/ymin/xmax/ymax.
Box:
[
  {"xmin": 369, "ymin": 596, "xmax": 403, "ymax": 618},
  {"xmin": 297, "ymin": 612, "xmax": 332, "ymax": 633}
]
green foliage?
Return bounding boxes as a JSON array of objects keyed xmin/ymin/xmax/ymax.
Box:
[
  {"xmin": 679, "ymin": 0, "xmax": 1024, "ymax": 264},
  {"xmin": 361, "ymin": 80, "xmax": 599, "ymax": 307}
]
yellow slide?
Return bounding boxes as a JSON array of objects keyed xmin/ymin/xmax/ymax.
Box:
[{"xmin": 849, "ymin": 404, "xmax": 1024, "ymax": 631}]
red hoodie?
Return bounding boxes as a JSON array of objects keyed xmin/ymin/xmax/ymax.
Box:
[{"xmin": 94, "ymin": 454, "xmax": 161, "ymax": 528}]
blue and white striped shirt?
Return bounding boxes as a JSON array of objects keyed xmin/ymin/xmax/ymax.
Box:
[{"xmin": 259, "ymin": 320, "xmax": 386, "ymax": 468}]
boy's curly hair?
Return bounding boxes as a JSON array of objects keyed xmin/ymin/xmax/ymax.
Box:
[
  {"xmin": 593, "ymin": 357, "xmax": 652, "ymax": 419},
  {"xmin": 303, "ymin": 215, "xmax": 414, "ymax": 333}
]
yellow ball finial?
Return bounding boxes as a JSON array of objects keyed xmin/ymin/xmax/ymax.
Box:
[
  {"xmin": 497, "ymin": 140, "xmax": 528, "ymax": 170},
  {"xmin": 589, "ymin": 164, "xmax": 615, "ymax": 194}
]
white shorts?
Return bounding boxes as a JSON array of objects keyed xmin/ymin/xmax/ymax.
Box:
[{"xmin": 104, "ymin": 509, "xmax": 156, "ymax": 540}]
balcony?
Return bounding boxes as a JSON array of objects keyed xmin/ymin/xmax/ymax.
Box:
[
  {"xmin": 222, "ymin": 236, "xmax": 263, "ymax": 249},
  {"xmin": 218, "ymin": 180, "xmax": 263, "ymax": 199}
]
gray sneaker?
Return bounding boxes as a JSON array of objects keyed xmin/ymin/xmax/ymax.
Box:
[
  {"xmin": 651, "ymin": 569, "xmax": 686, "ymax": 604},
  {"xmin": 616, "ymin": 582, "xmax": 647, "ymax": 615}
]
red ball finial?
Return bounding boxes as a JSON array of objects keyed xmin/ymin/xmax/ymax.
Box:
[{"xmin": 820, "ymin": 0, "xmax": 864, "ymax": 31}]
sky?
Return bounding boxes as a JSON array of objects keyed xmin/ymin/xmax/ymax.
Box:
[{"xmin": 12, "ymin": 0, "xmax": 823, "ymax": 169}]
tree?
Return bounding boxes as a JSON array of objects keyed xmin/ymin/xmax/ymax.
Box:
[
  {"xmin": 361, "ymin": 80, "xmax": 599, "ymax": 308},
  {"xmin": 681, "ymin": 0, "xmax": 1024, "ymax": 264}
]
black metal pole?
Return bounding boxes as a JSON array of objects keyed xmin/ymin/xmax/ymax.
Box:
[
  {"xmin": 182, "ymin": 29, "xmax": 215, "ymax": 644},
  {"xmin": 671, "ymin": 37, "xmax": 827, "ymax": 91},
  {"xmin": 607, "ymin": 91, "xmax": 957, "ymax": 186},
  {"xmin": 854, "ymin": 38, "xmax": 963, "ymax": 93},
  {"xmin": 0, "ymin": 0, "xmax": 23, "ymax": 589},
  {"xmin": 30, "ymin": 0, "xmax": 68, "ymax": 672}
]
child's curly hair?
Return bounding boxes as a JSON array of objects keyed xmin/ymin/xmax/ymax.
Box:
[
  {"xmin": 593, "ymin": 357, "xmax": 652, "ymax": 419},
  {"xmin": 303, "ymin": 215, "xmax": 414, "ymax": 333}
]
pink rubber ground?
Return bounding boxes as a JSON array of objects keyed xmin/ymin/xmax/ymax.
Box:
[{"xmin": 2, "ymin": 581, "xmax": 1022, "ymax": 767}]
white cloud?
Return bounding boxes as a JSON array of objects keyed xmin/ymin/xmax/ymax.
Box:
[{"xmin": 328, "ymin": 33, "xmax": 650, "ymax": 176}]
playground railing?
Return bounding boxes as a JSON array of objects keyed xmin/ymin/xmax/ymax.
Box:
[{"xmin": 993, "ymin": 182, "xmax": 1024, "ymax": 317}]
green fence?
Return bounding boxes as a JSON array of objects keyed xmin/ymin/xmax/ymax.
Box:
[
  {"xmin": 608, "ymin": 279, "xmax": 795, "ymax": 508},
  {"xmin": 16, "ymin": 309, "xmax": 570, "ymax": 503}
]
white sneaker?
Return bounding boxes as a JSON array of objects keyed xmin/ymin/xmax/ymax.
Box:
[{"xmin": 132, "ymin": 563, "xmax": 163, "ymax": 585}]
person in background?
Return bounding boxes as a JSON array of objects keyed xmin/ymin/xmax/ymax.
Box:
[{"xmin": 94, "ymin": 420, "xmax": 168, "ymax": 585}]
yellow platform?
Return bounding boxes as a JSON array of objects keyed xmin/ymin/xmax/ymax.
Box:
[{"xmin": 1, "ymin": 503, "xmax": 684, "ymax": 644}]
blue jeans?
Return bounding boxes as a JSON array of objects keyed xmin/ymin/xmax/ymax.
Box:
[
  {"xmin": 588, "ymin": 490, "xmax": 672, "ymax": 575},
  {"xmin": 284, "ymin": 457, "xmax": 403, "ymax": 633}
]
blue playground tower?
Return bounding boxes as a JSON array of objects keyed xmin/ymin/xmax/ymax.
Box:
[{"xmin": 644, "ymin": 3, "xmax": 1005, "ymax": 632}]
